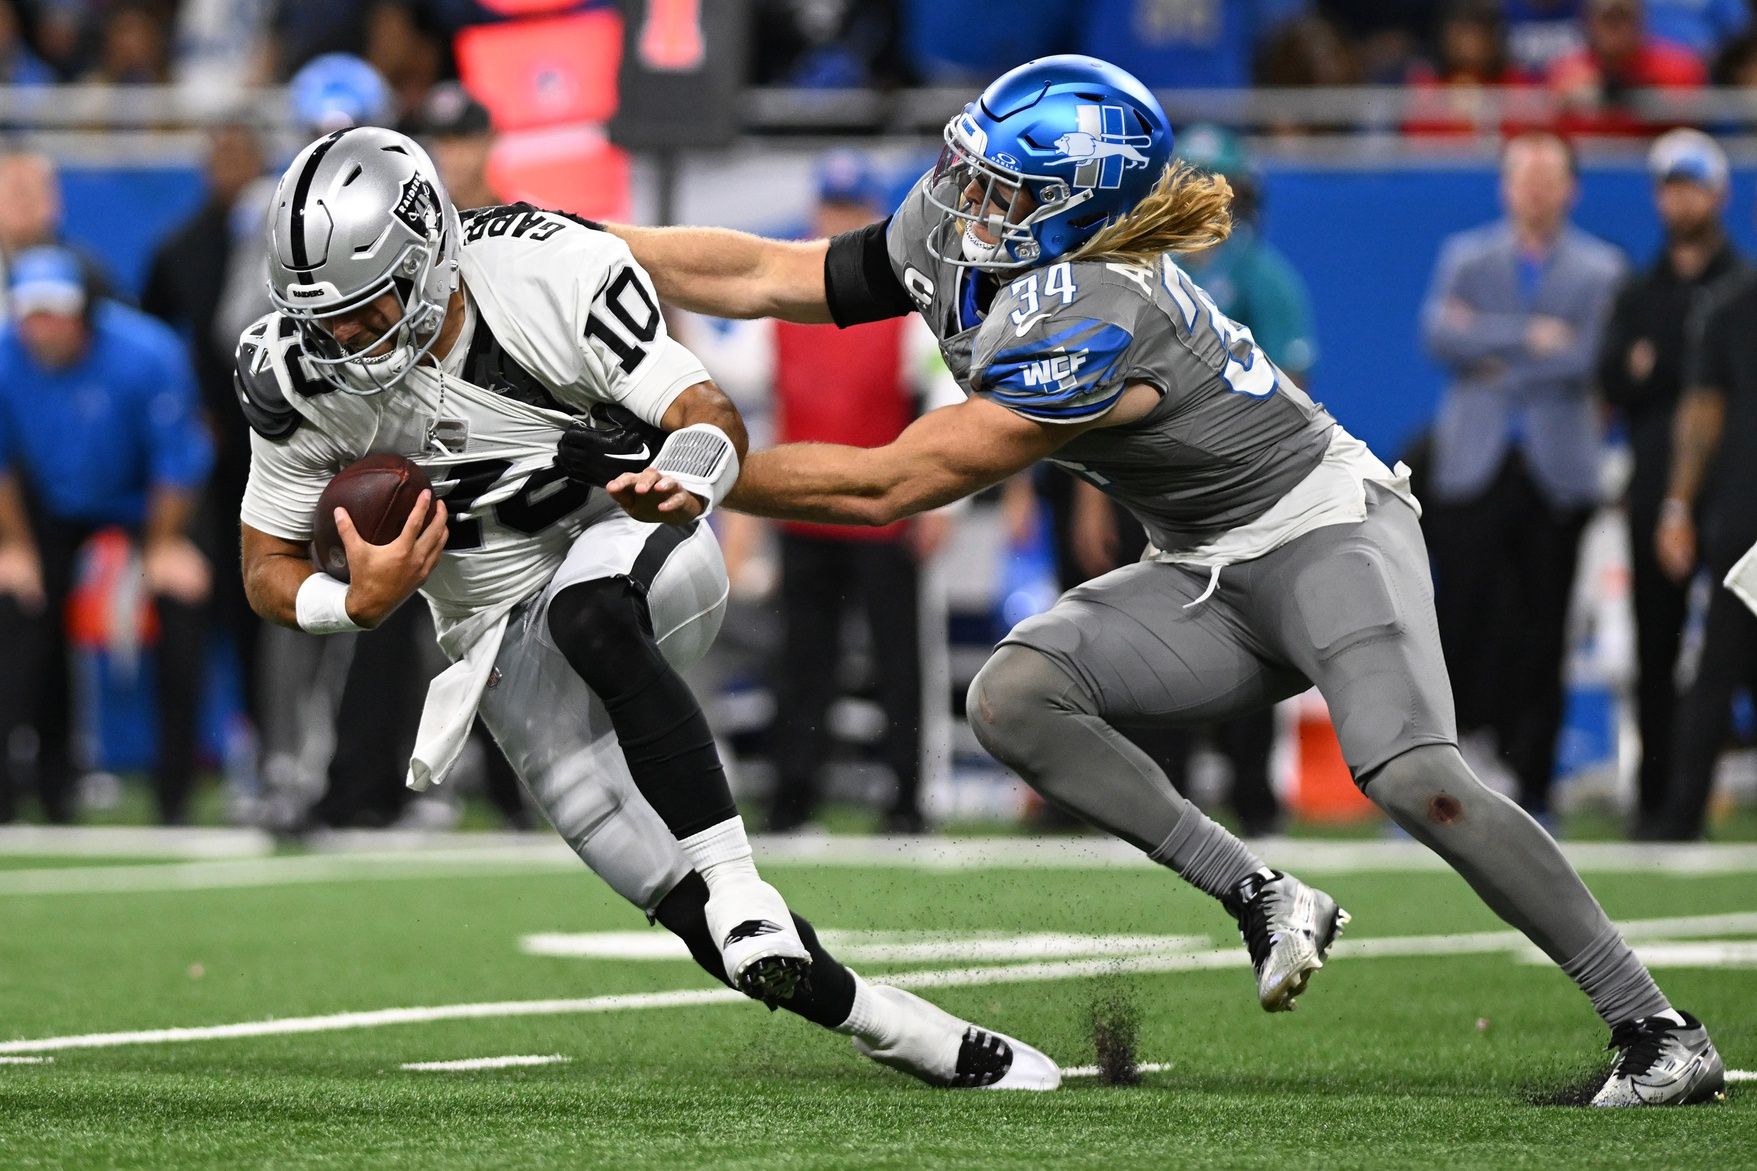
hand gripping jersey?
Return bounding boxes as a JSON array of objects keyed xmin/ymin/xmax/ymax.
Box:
[
  {"xmin": 237, "ymin": 204, "xmax": 710, "ymax": 631},
  {"xmin": 883, "ymin": 172, "xmax": 1352, "ymax": 558}
]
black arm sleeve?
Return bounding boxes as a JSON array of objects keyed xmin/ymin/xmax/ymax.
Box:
[{"xmin": 823, "ymin": 218, "xmax": 915, "ymax": 328}]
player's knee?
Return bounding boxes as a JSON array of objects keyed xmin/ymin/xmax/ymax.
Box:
[
  {"xmin": 1361, "ymin": 744, "xmax": 1492, "ymax": 829},
  {"xmin": 967, "ymin": 645, "xmax": 1087, "ymax": 762},
  {"xmin": 547, "ymin": 577, "xmax": 662, "ymax": 696}
]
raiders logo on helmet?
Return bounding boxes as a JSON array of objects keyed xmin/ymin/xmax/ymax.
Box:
[{"xmin": 391, "ymin": 174, "xmax": 438, "ymax": 239}]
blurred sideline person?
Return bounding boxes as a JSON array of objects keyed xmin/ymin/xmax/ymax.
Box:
[
  {"xmin": 236, "ymin": 127, "xmax": 1058, "ymax": 1088},
  {"xmin": 588, "ymin": 54, "xmax": 1724, "ymax": 1106},
  {"xmin": 1596, "ymin": 129, "xmax": 1743, "ymax": 838},
  {"xmin": 143, "ymin": 122, "xmax": 273, "ymax": 782},
  {"xmin": 762, "ymin": 154, "xmax": 958, "ymax": 835},
  {"xmin": 0, "ymin": 248, "xmax": 213, "ymax": 824},
  {"xmin": 0, "ymin": 149, "xmax": 118, "ymax": 311},
  {"xmin": 1421, "ymin": 131, "xmax": 1624, "ymax": 822},
  {"xmin": 0, "ymin": 150, "xmax": 59, "ymax": 310},
  {"xmin": 1651, "ymin": 174, "xmax": 1757, "ymax": 841},
  {"xmin": 408, "ymin": 82, "xmax": 498, "ymax": 210}
]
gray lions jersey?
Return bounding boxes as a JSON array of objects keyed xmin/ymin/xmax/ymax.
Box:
[{"xmin": 886, "ymin": 173, "xmax": 1334, "ymax": 555}]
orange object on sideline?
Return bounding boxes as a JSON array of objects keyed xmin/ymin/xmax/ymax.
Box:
[{"xmin": 1289, "ymin": 690, "xmax": 1376, "ymax": 823}]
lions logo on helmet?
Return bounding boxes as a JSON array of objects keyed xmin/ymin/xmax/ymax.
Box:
[{"xmin": 1052, "ymin": 106, "xmax": 1155, "ymax": 189}]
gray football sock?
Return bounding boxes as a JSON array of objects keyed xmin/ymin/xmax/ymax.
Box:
[
  {"xmin": 1365, "ymin": 744, "xmax": 1671, "ymax": 1026},
  {"xmin": 1149, "ymin": 808, "xmax": 1271, "ymax": 901},
  {"xmin": 968, "ymin": 644, "xmax": 1264, "ymax": 900}
]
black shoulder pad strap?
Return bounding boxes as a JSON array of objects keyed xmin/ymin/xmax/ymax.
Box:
[
  {"xmin": 462, "ymin": 316, "xmax": 571, "ymax": 415},
  {"xmin": 234, "ymin": 315, "xmax": 325, "ymax": 441},
  {"xmin": 825, "ymin": 217, "xmax": 914, "ymax": 328}
]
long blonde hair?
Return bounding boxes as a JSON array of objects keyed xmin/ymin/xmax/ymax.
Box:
[{"xmin": 1066, "ymin": 163, "xmax": 1234, "ymax": 266}]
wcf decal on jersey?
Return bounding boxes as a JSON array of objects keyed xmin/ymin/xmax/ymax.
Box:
[
  {"xmin": 1051, "ymin": 105, "xmax": 1153, "ymax": 190},
  {"xmin": 1019, "ymin": 346, "xmax": 1089, "ymax": 393}
]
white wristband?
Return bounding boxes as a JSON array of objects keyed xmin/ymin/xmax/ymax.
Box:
[
  {"xmin": 296, "ymin": 572, "xmax": 364, "ymax": 634},
  {"xmin": 652, "ymin": 423, "xmax": 740, "ymax": 517}
]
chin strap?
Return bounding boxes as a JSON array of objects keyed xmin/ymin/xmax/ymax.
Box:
[{"xmin": 652, "ymin": 423, "xmax": 740, "ymax": 517}]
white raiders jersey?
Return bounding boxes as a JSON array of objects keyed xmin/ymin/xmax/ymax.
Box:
[{"xmin": 236, "ymin": 204, "xmax": 711, "ymax": 629}]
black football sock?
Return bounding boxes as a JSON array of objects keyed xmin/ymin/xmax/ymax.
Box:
[
  {"xmin": 547, "ymin": 576, "xmax": 737, "ymax": 839},
  {"xmin": 653, "ymin": 871, "xmax": 856, "ymax": 1028}
]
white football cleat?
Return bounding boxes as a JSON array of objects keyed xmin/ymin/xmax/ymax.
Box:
[
  {"xmin": 702, "ymin": 877, "xmax": 811, "ymax": 1002},
  {"xmin": 1591, "ymin": 1011, "xmax": 1726, "ymax": 1107},
  {"xmin": 1224, "ymin": 869, "xmax": 1349, "ymax": 1012},
  {"xmin": 852, "ymin": 985, "xmax": 1061, "ymax": 1090}
]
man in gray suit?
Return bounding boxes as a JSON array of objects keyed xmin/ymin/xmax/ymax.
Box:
[{"xmin": 1422, "ymin": 130, "xmax": 1625, "ymax": 821}]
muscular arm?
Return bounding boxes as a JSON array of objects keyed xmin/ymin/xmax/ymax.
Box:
[
  {"xmin": 661, "ymin": 380, "xmax": 749, "ymax": 459},
  {"xmin": 606, "ymin": 224, "xmax": 834, "ymax": 323},
  {"xmin": 723, "ymin": 385, "xmax": 1161, "ymax": 527},
  {"xmin": 241, "ymin": 493, "xmax": 448, "ymax": 631},
  {"xmin": 241, "ymin": 523, "xmax": 316, "ymax": 628}
]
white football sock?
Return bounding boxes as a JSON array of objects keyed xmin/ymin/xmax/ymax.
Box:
[
  {"xmin": 833, "ymin": 973, "xmax": 899, "ymax": 1045},
  {"xmin": 678, "ymin": 815, "xmax": 760, "ymax": 889}
]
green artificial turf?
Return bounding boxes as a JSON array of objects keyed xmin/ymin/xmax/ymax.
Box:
[{"xmin": 0, "ymin": 855, "xmax": 1751, "ymax": 1169}]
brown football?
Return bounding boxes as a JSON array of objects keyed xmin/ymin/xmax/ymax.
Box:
[{"xmin": 310, "ymin": 453, "xmax": 434, "ymax": 583}]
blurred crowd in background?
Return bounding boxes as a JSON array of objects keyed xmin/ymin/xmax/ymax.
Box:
[
  {"xmin": 2, "ymin": 0, "xmax": 1757, "ymax": 100},
  {"xmin": 1, "ymin": 0, "xmax": 1757, "ymax": 844}
]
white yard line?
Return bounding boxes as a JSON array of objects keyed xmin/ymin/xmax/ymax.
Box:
[
  {"xmin": 521, "ymin": 931, "xmax": 1214, "ymax": 965},
  {"xmin": 1063, "ymin": 1062, "xmax": 1173, "ymax": 1079},
  {"xmin": 400, "ymin": 1054, "xmax": 571, "ymax": 1072},
  {"xmin": 1728, "ymin": 1070, "xmax": 1757, "ymax": 1083},
  {"xmin": 0, "ymin": 826, "xmax": 274, "ymax": 859},
  {"xmin": 0, "ymin": 1056, "xmax": 52, "ymax": 1064},
  {"xmin": 3, "ymin": 910, "xmax": 1751, "ymax": 1057},
  {"xmin": 5, "ymin": 837, "xmax": 1757, "ymax": 896},
  {"xmin": 0, "ymin": 988, "xmax": 743, "ymax": 1054}
]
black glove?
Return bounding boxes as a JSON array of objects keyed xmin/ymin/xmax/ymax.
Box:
[{"xmin": 555, "ymin": 404, "xmax": 667, "ymax": 487}]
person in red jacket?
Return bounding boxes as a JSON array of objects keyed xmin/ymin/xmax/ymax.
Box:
[
  {"xmin": 1548, "ymin": 0, "xmax": 1706, "ymax": 135},
  {"xmin": 764, "ymin": 154, "xmax": 957, "ymax": 834}
]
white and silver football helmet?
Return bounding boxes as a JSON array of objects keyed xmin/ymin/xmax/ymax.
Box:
[{"xmin": 266, "ymin": 126, "xmax": 462, "ymax": 394}]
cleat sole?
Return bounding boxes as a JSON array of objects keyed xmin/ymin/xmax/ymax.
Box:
[{"xmin": 736, "ymin": 954, "xmax": 811, "ymax": 1004}]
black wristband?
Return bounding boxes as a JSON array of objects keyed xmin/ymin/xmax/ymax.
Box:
[{"xmin": 824, "ymin": 218, "xmax": 915, "ymax": 327}]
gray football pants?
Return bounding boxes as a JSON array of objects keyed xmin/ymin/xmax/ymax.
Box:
[
  {"xmin": 969, "ymin": 487, "xmax": 1668, "ymax": 1024},
  {"xmin": 476, "ymin": 513, "xmax": 728, "ymax": 914}
]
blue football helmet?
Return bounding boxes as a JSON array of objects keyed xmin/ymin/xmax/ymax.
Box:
[
  {"xmin": 290, "ymin": 53, "xmax": 393, "ymax": 134},
  {"xmin": 927, "ymin": 55, "xmax": 1173, "ymax": 272}
]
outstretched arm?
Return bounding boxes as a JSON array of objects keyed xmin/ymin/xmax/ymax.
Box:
[
  {"xmin": 606, "ymin": 224, "xmax": 834, "ymax": 323},
  {"xmin": 609, "ymin": 384, "xmax": 1161, "ymax": 527}
]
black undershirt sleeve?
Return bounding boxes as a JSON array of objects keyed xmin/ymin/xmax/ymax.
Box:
[{"xmin": 823, "ymin": 217, "xmax": 915, "ymax": 328}]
